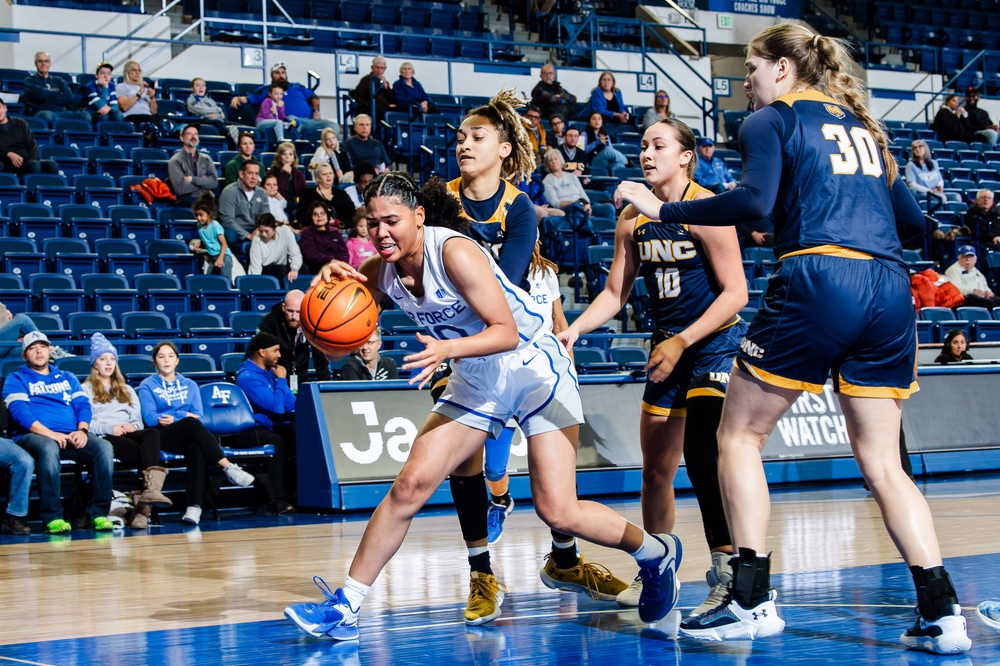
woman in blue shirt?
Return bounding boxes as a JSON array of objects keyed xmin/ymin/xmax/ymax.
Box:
[
  {"xmin": 137, "ymin": 341, "xmax": 254, "ymax": 525},
  {"xmin": 392, "ymin": 62, "xmax": 437, "ymax": 117},
  {"xmin": 581, "ymin": 71, "xmax": 629, "ymax": 124}
]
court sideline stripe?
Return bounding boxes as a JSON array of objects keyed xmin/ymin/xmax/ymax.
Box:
[{"xmin": 0, "ymin": 656, "xmax": 57, "ymax": 666}]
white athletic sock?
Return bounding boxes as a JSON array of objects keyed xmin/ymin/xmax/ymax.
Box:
[
  {"xmin": 552, "ymin": 537, "xmax": 576, "ymax": 550},
  {"xmin": 343, "ymin": 576, "xmax": 371, "ymax": 612},
  {"xmin": 468, "ymin": 545, "xmax": 489, "ymax": 557},
  {"xmin": 629, "ymin": 531, "xmax": 667, "ymax": 564}
]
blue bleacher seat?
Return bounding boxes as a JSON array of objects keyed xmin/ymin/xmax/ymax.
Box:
[
  {"xmin": 573, "ymin": 347, "xmax": 618, "ymax": 374},
  {"xmin": 81, "ymin": 272, "xmax": 140, "ymax": 320},
  {"xmin": 18, "ymin": 216, "xmax": 63, "ymax": 241},
  {"xmin": 99, "ymin": 121, "xmax": 143, "ymax": 151},
  {"xmin": 0, "ymin": 173, "xmax": 27, "ymax": 213},
  {"xmin": 157, "ymin": 207, "xmax": 199, "ymax": 242},
  {"xmin": 120, "ymin": 217, "xmax": 162, "ymax": 245},
  {"xmin": 30, "ymin": 273, "xmax": 84, "ymax": 315},
  {"xmin": 609, "ymin": 346, "xmax": 648, "ymax": 371},
  {"xmin": 74, "ymin": 174, "xmax": 123, "ymax": 209},
  {"xmin": 229, "ymin": 311, "xmax": 264, "ymax": 335},
  {"xmin": 149, "ymin": 240, "xmax": 197, "ymax": 277},
  {"xmin": 187, "ymin": 274, "xmax": 240, "ymax": 314},
  {"xmin": 235, "ymin": 274, "xmax": 285, "ymax": 312},
  {"xmin": 54, "ymin": 118, "xmax": 98, "ymax": 151},
  {"xmin": 25, "ymin": 173, "xmax": 75, "ymax": 209},
  {"xmin": 85, "ymin": 146, "xmax": 132, "ymax": 180}
]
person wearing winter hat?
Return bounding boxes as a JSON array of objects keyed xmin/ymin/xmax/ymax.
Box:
[
  {"xmin": 82, "ymin": 333, "xmax": 171, "ymax": 529},
  {"xmin": 137, "ymin": 341, "xmax": 255, "ymax": 525}
]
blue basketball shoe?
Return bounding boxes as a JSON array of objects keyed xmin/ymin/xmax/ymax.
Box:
[
  {"xmin": 486, "ymin": 498, "xmax": 514, "ymax": 545},
  {"xmin": 638, "ymin": 533, "xmax": 683, "ymax": 623},
  {"xmin": 284, "ymin": 576, "xmax": 360, "ymax": 641}
]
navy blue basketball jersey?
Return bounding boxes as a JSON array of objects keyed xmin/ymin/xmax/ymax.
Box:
[
  {"xmin": 634, "ymin": 181, "xmax": 722, "ymax": 333},
  {"xmin": 446, "ymin": 177, "xmax": 524, "ymax": 246},
  {"xmin": 768, "ymin": 91, "xmax": 903, "ymax": 263}
]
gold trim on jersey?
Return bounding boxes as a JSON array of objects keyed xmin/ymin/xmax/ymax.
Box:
[
  {"xmin": 717, "ymin": 314, "xmax": 742, "ymax": 332},
  {"xmin": 446, "ymin": 177, "xmax": 521, "ymax": 230},
  {"xmin": 837, "ymin": 376, "xmax": 919, "ymax": 399},
  {"xmin": 641, "ymin": 402, "xmax": 686, "ymax": 417},
  {"xmin": 736, "ymin": 358, "xmax": 825, "ymax": 394},
  {"xmin": 774, "ymin": 90, "xmax": 841, "ymax": 107},
  {"xmin": 686, "ymin": 387, "xmax": 726, "ymax": 400},
  {"xmin": 779, "ymin": 245, "xmax": 873, "ymax": 261},
  {"xmin": 634, "ymin": 180, "xmax": 712, "ymax": 231}
]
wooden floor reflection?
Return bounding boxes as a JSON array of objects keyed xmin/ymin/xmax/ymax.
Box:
[{"xmin": 0, "ymin": 474, "xmax": 998, "ymax": 664}]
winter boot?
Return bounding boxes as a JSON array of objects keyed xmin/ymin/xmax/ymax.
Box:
[{"xmin": 136, "ymin": 466, "xmax": 172, "ymax": 508}]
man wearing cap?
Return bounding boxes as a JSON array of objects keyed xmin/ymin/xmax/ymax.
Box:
[
  {"xmin": 2, "ymin": 332, "xmax": 115, "ymax": 533},
  {"xmin": 167, "ymin": 123, "xmax": 219, "ymax": 207},
  {"xmin": 82, "ymin": 62, "xmax": 122, "ymax": 123},
  {"xmin": 230, "ymin": 63, "xmax": 338, "ymax": 136},
  {"xmin": 964, "ymin": 188, "xmax": 1000, "ymax": 250},
  {"xmin": 693, "ymin": 137, "xmax": 736, "ymax": 194},
  {"xmin": 340, "ymin": 327, "xmax": 398, "ymax": 381},
  {"xmin": 234, "ymin": 332, "xmax": 295, "ymax": 512},
  {"xmin": 257, "ymin": 290, "xmax": 331, "ymax": 390},
  {"xmin": 945, "ymin": 246, "xmax": 1000, "ymax": 308},
  {"xmin": 963, "ymin": 88, "xmax": 999, "ymax": 148}
]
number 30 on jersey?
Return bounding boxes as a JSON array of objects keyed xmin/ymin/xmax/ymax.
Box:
[{"xmin": 821, "ymin": 124, "xmax": 883, "ymax": 178}]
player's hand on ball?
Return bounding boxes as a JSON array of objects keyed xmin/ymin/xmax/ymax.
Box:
[
  {"xmin": 313, "ymin": 260, "xmax": 364, "ymax": 287},
  {"xmin": 646, "ymin": 335, "xmax": 687, "ymax": 383},
  {"xmin": 614, "ymin": 182, "xmax": 662, "ymax": 220},
  {"xmin": 404, "ymin": 332, "xmax": 452, "ymax": 390}
]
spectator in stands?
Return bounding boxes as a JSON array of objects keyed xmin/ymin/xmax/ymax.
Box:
[
  {"xmin": 344, "ymin": 114, "xmax": 390, "ymax": 174},
  {"xmin": 234, "ymin": 332, "xmax": 294, "ymax": 514},
  {"xmin": 964, "ymin": 188, "xmax": 1000, "ymax": 250},
  {"xmin": 116, "ymin": 60, "xmax": 159, "ymax": 128},
  {"xmin": 558, "ymin": 126, "xmax": 590, "ymax": 181},
  {"xmin": 0, "ymin": 303, "xmax": 72, "ymax": 360},
  {"xmin": 82, "ymin": 62, "xmax": 122, "ymax": 123},
  {"xmin": 138, "ymin": 341, "xmax": 255, "ymax": 525},
  {"xmin": 737, "ymin": 217, "xmax": 775, "ymax": 249},
  {"xmin": 548, "ymin": 114, "xmax": 566, "ymax": 146},
  {"xmin": 167, "ymin": 123, "xmax": 219, "ymax": 207},
  {"xmin": 343, "ymin": 160, "xmax": 376, "ymax": 210},
  {"xmin": 934, "ymin": 329, "xmax": 973, "ymax": 364},
  {"xmin": 543, "ymin": 150, "xmax": 592, "ymax": 219},
  {"xmin": 186, "ymin": 77, "xmax": 238, "ymax": 146},
  {"xmin": 0, "ymin": 436, "xmax": 32, "ymax": 535},
  {"xmin": 268, "ymin": 142, "xmax": 306, "ymax": 221},
  {"xmin": 584, "ymin": 111, "xmax": 628, "ymax": 172},
  {"xmin": 230, "ymin": 63, "xmax": 337, "ymax": 136},
  {"xmin": 249, "ymin": 212, "xmax": 301, "ymax": 282},
  {"xmin": 300, "ymin": 200, "xmax": 349, "ymax": 273},
  {"xmin": 308, "ymin": 128, "xmax": 344, "ymax": 184},
  {"xmin": 393, "ymin": 62, "xmax": 436, "ymax": 117},
  {"xmin": 524, "ymin": 104, "xmax": 554, "ymax": 166},
  {"xmin": 21, "ymin": 51, "xmax": 90, "ymax": 123},
  {"xmin": 945, "ymin": 245, "xmax": 1000, "ymax": 307},
  {"xmin": 218, "ymin": 160, "xmax": 268, "ymax": 264},
  {"xmin": 225, "ymin": 132, "xmax": 263, "ymax": 186},
  {"xmin": 581, "ymin": 71, "xmax": 629, "ymax": 125},
  {"xmin": 641, "ymin": 90, "xmax": 672, "ymax": 131},
  {"xmin": 531, "ymin": 63, "xmax": 577, "ymax": 120},
  {"xmin": 0, "ymin": 98, "xmax": 58, "ymax": 176},
  {"xmin": 341, "ymin": 327, "xmax": 398, "ymax": 381},
  {"xmin": 905, "ymin": 139, "xmax": 947, "ymax": 206},
  {"xmin": 193, "ymin": 191, "xmax": 242, "ymax": 284},
  {"xmin": 258, "ymin": 289, "xmax": 332, "ymax": 389},
  {"xmin": 83, "ymin": 333, "xmax": 171, "ymax": 530},
  {"xmin": 354, "ymin": 55, "xmax": 396, "ymax": 123},
  {"xmin": 3, "ymin": 331, "xmax": 115, "ymax": 533},
  {"xmin": 693, "ymin": 137, "xmax": 736, "ymax": 194},
  {"xmin": 298, "ymin": 163, "xmax": 354, "ymax": 229},
  {"xmin": 262, "ymin": 172, "xmax": 289, "ymax": 224},
  {"xmin": 346, "ymin": 208, "xmax": 377, "ymax": 269},
  {"xmin": 963, "ymin": 88, "xmax": 998, "ymax": 148},
  {"xmin": 256, "ymin": 83, "xmax": 288, "ymax": 146},
  {"xmin": 933, "ymin": 94, "xmax": 986, "ymax": 146}
]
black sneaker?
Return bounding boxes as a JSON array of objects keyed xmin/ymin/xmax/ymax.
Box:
[{"xmin": 1, "ymin": 513, "xmax": 31, "ymax": 536}]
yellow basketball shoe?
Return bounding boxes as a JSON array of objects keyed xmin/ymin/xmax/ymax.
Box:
[
  {"xmin": 540, "ymin": 554, "xmax": 629, "ymax": 601},
  {"xmin": 465, "ymin": 572, "xmax": 506, "ymax": 626}
]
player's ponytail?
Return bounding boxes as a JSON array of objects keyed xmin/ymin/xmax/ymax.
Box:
[
  {"xmin": 748, "ymin": 24, "xmax": 898, "ymax": 186},
  {"xmin": 466, "ymin": 87, "xmax": 535, "ymax": 185}
]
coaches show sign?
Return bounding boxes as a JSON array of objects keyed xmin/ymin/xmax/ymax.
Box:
[{"xmin": 698, "ymin": 0, "xmax": 800, "ymax": 18}]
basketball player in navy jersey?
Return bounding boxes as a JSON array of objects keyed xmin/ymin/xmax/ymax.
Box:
[
  {"xmin": 559, "ymin": 118, "xmax": 747, "ymax": 618},
  {"xmin": 616, "ymin": 24, "xmax": 971, "ymax": 654},
  {"xmin": 283, "ymin": 173, "xmax": 682, "ymax": 640}
]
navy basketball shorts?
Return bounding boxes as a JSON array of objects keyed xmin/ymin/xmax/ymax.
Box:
[
  {"xmin": 642, "ymin": 319, "xmax": 747, "ymax": 416},
  {"xmin": 735, "ymin": 253, "xmax": 917, "ymax": 398}
]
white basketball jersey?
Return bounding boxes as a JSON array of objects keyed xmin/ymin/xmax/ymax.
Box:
[{"xmin": 378, "ymin": 226, "xmax": 547, "ymax": 350}]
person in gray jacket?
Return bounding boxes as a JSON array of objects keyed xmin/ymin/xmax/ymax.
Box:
[
  {"xmin": 218, "ymin": 160, "xmax": 268, "ymax": 264},
  {"xmin": 167, "ymin": 123, "xmax": 219, "ymax": 207}
]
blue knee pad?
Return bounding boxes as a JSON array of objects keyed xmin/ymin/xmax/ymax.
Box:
[{"xmin": 483, "ymin": 426, "xmax": 515, "ymax": 483}]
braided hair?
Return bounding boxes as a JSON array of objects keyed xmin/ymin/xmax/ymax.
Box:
[
  {"xmin": 464, "ymin": 87, "xmax": 535, "ymax": 185},
  {"xmin": 748, "ymin": 24, "xmax": 898, "ymax": 186},
  {"xmin": 364, "ymin": 172, "xmax": 470, "ymax": 235}
]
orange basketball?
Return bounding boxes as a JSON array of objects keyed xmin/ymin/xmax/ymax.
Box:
[{"xmin": 301, "ymin": 278, "xmax": 378, "ymax": 354}]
